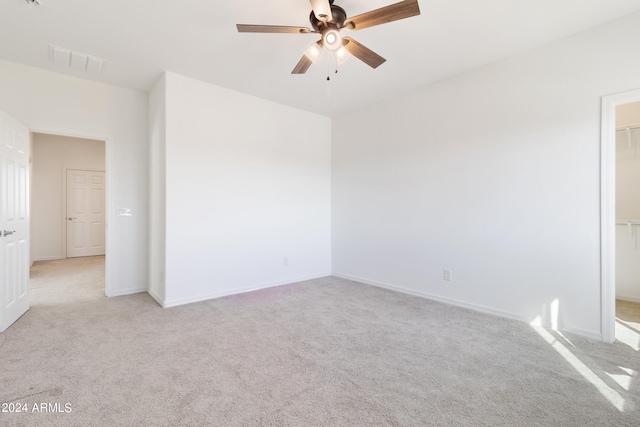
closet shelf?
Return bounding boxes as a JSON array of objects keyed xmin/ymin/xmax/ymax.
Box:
[{"xmin": 616, "ymin": 220, "xmax": 640, "ymax": 226}]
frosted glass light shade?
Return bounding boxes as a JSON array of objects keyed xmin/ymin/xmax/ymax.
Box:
[
  {"xmin": 304, "ymin": 42, "xmax": 323, "ymax": 63},
  {"xmin": 323, "ymin": 29, "xmax": 342, "ymax": 51},
  {"xmin": 335, "ymin": 46, "xmax": 351, "ymax": 65}
]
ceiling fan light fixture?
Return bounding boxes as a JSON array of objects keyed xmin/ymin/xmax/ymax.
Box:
[
  {"xmin": 304, "ymin": 42, "xmax": 323, "ymax": 63},
  {"xmin": 335, "ymin": 46, "xmax": 351, "ymax": 65},
  {"xmin": 323, "ymin": 29, "xmax": 342, "ymax": 51},
  {"xmin": 238, "ymin": 0, "xmax": 421, "ymax": 76}
]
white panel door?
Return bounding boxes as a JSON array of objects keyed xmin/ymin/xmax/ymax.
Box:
[
  {"xmin": 0, "ymin": 111, "xmax": 29, "ymax": 333},
  {"xmin": 66, "ymin": 170, "xmax": 105, "ymax": 258}
]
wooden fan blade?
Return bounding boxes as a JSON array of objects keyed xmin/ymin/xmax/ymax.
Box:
[
  {"xmin": 344, "ymin": 0, "xmax": 420, "ymax": 31},
  {"xmin": 309, "ymin": 0, "xmax": 333, "ymax": 22},
  {"xmin": 292, "ymin": 55, "xmax": 314, "ymax": 74},
  {"xmin": 343, "ymin": 37, "xmax": 386, "ymax": 69},
  {"xmin": 237, "ymin": 24, "xmax": 312, "ymax": 34}
]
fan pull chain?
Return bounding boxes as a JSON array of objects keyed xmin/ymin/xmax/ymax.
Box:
[{"xmin": 327, "ymin": 51, "xmax": 340, "ymax": 80}]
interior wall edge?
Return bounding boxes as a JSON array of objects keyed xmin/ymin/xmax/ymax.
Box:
[{"xmin": 147, "ymin": 288, "xmax": 165, "ymax": 308}]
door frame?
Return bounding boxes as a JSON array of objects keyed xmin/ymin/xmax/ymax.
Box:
[
  {"xmin": 600, "ymin": 88, "xmax": 640, "ymax": 343},
  {"xmin": 30, "ymin": 126, "xmax": 112, "ymax": 297}
]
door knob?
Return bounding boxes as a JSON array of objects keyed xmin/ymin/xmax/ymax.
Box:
[
  {"xmin": 68, "ymin": 217, "xmax": 77, "ymax": 221},
  {"xmin": 2, "ymin": 230, "xmax": 16, "ymax": 237}
]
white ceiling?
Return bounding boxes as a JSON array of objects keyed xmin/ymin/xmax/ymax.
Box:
[{"xmin": 2, "ymin": 0, "xmax": 640, "ymax": 117}]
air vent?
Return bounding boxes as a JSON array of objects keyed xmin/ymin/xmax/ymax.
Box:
[{"xmin": 49, "ymin": 45, "xmax": 105, "ymax": 74}]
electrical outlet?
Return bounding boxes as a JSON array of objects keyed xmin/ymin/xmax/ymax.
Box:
[
  {"xmin": 283, "ymin": 257, "xmax": 288, "ymax": 266},
  {"xmin": 444, "ymin": 269, "xmax": 452, "ymax": 282}
]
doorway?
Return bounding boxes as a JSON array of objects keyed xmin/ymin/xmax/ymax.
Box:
[
  {"xmin": 601, "ymin": 89, "xmax": 640, "ymax": 343},
  {"xmin": 614, "ymin": 103, "xmax": 640, "ymax": 301},
  {"xmin": 613, "ymin": 102, "xmax": 640, "ymax": 349},
  {"xmin": 30, "ymin": 132, "xmax": 107, "ymax": 300}
]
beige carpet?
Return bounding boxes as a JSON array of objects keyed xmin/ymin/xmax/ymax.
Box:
[
  {"xmin": 0, "ymin": 257, "xmax": 639, "ymax": 426},
  {"xmin": 28, "ymin": 256, "xmax": 106, "ymax": 306}
]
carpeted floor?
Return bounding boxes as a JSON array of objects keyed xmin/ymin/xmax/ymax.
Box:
[{"xmin": 0, "ymin": 257, "xmax": 639, "ymax": 426}]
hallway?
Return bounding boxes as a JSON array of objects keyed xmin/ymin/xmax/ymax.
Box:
[{"xmin": 29, "ymin": 256, "xmax": 105, "ymax": 306}]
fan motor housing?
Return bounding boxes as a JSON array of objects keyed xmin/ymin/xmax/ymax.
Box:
[{"xmin": 310, "ymin": 4, "xmax": 347, "ymax": 30}]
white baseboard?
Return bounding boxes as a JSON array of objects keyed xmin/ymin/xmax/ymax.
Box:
[
  {"xmin": 162, "ymin": 272, "xmax": 332, "ymax": 309},
  {"xmin": 33, "ymin": 256, "xmax": 64, "ymax": 262},
  {"xmin": 107, "ymin": 287, "xmax": 147, "ymax": 298},
  {"xmin": 147, "ymin": 288, "xmax": 165, "ymax": 307},
  {"xmin": 332, "ymin": 271, "xmax": 602, "ymax": 341},
  {"xmin": 333, "ymin": 271, "xmax": 528, "ymax": 322},
  {"xmin": 561, "ymin": 326, "xmax": 602, "ymax": 341}
]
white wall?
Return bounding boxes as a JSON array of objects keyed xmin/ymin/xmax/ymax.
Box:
[
  {"xmin": 0, "ymin": 60, "xmax": 149, "ymax": 296},
  {"xmin": 157, "ymin": 72, "xmax": 331, "ymax": 307},
  {"xmin": 615, "ymin": 101, "xmax": 640, "ymax": 302},
  {"xmin": 148, "ymin": 74, "xmax": 166, "ymax": 304},
  {"xmin": 31, "ymin": 133, "xmax": 105, "ymax": 261},
  {"xmin": 332, "ymin": 12, "xmax": 640, "ymax": 339}
]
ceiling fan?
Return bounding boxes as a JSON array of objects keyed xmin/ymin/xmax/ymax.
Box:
[{"xmin": 237, "ymin": 0, "xmax": 421, "ymax": 75}]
